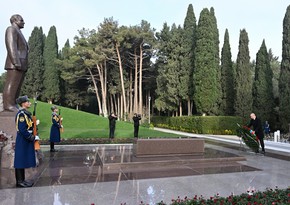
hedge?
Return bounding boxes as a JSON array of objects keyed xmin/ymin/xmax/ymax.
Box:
[{"xmin": 151, "ymin": 116, "xmax": 244, "ymax": 135}]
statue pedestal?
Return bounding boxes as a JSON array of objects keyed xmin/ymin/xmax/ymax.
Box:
[
  {"xmin": 0, "ymin": 132, "xmax": 14, "ymax": 169},
  {"xmin": 0, "ymin": 111, "xmax": 16, "ymax": 137},
  {"xmin": 0, "ymin": 93, "xmax": 3, "ymax": 112},
  {"xmin": 0, "ymin": 109, "xmax": 16, "ymax": 169}
]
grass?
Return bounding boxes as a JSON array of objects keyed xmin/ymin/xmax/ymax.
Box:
[{"xmin": 31, "ymin": 101, "xmax": 179, "ymax": 140}]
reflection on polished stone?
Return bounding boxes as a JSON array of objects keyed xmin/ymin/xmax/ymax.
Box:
[{"xmin": 0, "ymin": 145, "xmax": 260, "ymax": 189}]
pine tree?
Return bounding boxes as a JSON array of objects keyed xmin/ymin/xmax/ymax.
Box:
[
  {"xmin": 57, "ymin": 38, "xmax": 90, "ymax": 110},
  {"xmin": 279, "ymin": 5, "xmax": 290, "ymax": 131},
  {"xmin": 221, "ymin": 29, "xmax": 234, "ymax": 115},
  {"xmin": 234, "ymin": 29, "xmax": 252, "ymax": 118},
  {"xmin": 155, "ymin": 23, "xmax": 175, "ymax": 113},
  {"xmin": 193, "ymin": 8, "xmax": 220, "ymax": 115},
  {"xmin": 22, "ymin": 27, "xmax": 45, "ymax": 99},
  {"xmin": 43, "ymin": 26, "xmax": 60, "ymax": 103},
  {"xmin": 161, "ymin": 24, "xmax": 180, "ymax": 114},
  {"xmin": 253, "ymin": 40, "xmax": 274, "ymax": 125}
]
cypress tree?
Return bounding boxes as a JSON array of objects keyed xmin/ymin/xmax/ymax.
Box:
[
  {"xmin": 269, "ymin": 49, "xmax": 280, "ymax": 129},
  {"xmin": 209, "ymin": 7, "xmax": 221, "ymax": 115},
  {"xmin": 169, "ymin": 25, "xmax": 183, "ymax": 114},
  {"xmin": 43, "ymin": 26, "xmax": 60, "ymax": 103},
  {"xmin": 234, "ymin": 29, "xmax": 252, "ymax": 118},
  {"xmin": 193, "ymin": 8, "xmax": 219, "ymax": 115},
  {"xmin": 22, "ymin": 27, "xmax": 45, "ymax": 98},
  {"xmin": 58, "ymin": 39, "xmax": 70, "ymax": 105},
  {"xmin": 279, "ymin": 5, "xmax": 290, "ymax": 131},
  {"xmin": 253, "ymin": 40, "xmax": 274, "ymax": 125},
  {"xmin": 221, "ymin": 29, "xmax": 234, "ymax": 115},
  {"xmin": 182, "ymin": 3, "xmax": 196, "ymax": 115}
]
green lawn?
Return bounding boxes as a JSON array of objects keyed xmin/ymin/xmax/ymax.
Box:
[{"xmin": 32, "ymin": 102, "xmax": 179, "ymax": 140}]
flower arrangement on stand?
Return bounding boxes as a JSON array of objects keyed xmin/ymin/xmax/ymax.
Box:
[{"xmin": 236, "ymin": 123, "xmax": 260, "ymax": 153}]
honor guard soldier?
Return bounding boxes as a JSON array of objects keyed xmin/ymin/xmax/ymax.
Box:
[
  {"xmin": 14, "ymin": 95, "xmax": 38, "ymax": 188},
  {"xmin": 50, "ymin": 106, "xmax": 62, "ymax": 152}
]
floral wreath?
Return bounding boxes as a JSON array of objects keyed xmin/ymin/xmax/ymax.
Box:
[{"xmin": 236, "ymin": 123, "xmax": 259, "ymax": 153}]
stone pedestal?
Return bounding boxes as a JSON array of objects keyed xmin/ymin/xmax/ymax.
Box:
[
  {"xmin": 0, "ymin": 93, "xmax": 3, "ymax": 112},
  {"xmin": 133, "ymin": 138, "xmax": 205, "ymax": 157},
  {"xmin": 0, "ymin": 132, "xmax": 14, "ymax": 169},
  {"xmin": 0, "ymin": 106, "xmax": 17, "ymax": 169},
  {"xmin": 0, "ymin": 111, "xmax": 17, "ymax": 137}
]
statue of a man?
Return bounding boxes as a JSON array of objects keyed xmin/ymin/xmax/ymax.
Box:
[{"xmin": 3, "ymin": 14, "xmax": 29, "ymax": 112}]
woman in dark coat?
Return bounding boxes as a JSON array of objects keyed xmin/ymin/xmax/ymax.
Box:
[
  {"xmin": 50, "ymin": 106, "xmax": 62, "ymax": 152},
  {"xmin": 14, "ymin": 95, "xmax": 36, "ymax": 188}
]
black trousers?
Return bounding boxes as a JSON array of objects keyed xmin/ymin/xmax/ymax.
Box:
[
  {"xmin": 109, "ymin": 126, "xmax": 115, "ymax": 138},
  {"xmin": 258, "ymin": 137, "xmax": 265, "ymax": 151},
  {"xmin": 15, "ymin": 168, "xmax": 25, "ymax": 183},
  {"xmin": 134, "ymin": 126, "xmax": 139, "ymax": 138},
  {"xmin": 50, "ymin": 142, "xmax": 55, "ymax": 150}
]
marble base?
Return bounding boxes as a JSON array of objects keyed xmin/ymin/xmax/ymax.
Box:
[
  {"xmin": 0, "ymin": 93, "xmax": 3, "ymax": 112},
  {"xmin": 0, "ymin": 111, "xmax": 16, "ymax": 169},
  {"xmin": 133, "ymin": 138, "xmax": 204, "ymax": 157},
  {"xmin": 0, "ymin": 111, "xmax": 16, "ymax": 137}
]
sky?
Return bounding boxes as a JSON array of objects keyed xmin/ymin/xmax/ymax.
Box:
[{"xmin": 0, "ymin": 0, "xmax": 289, "ymax": 75}]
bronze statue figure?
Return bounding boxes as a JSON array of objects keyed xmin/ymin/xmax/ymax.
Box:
[{"xmin": 3, "ymin": 14, "xmax": 29, "ymax": 112}]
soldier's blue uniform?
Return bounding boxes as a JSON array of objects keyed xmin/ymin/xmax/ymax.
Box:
[
  {"xmin": 14, "ymin": 95, "xmax": 35, "ymax": 188},
  {"xmin": 14, "ymin": 109, "xmax": 36, "ymax": 168},
  {"xmin": 50, "ymin": 106, "xmax": 61, "ymax": 152}
]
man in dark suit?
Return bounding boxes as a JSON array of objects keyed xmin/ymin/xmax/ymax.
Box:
[
  {"xmin": 248, "ymin": 113, "xmax": 266, "ymax": 154},
  {"xmin": 3, "ymin": 14, "xmax": 29, "ymax": 112},
  {"xmin": 108, "ymin": 112, "xmax": 117, "ymax": 139},
  {"xmin": 133, "ymin": 113, "xmax": 141, "ymax": 138}
]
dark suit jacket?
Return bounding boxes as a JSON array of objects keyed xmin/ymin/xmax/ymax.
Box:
[
  {"xmin": 248, "ymin": 117, "xmax": 264, "ymax": 139},
  {"xmin": 5, "ymin": 25, "xmax": 28, "ymax": 71}
]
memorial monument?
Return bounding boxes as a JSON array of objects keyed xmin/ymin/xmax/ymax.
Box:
[
  {"xmin": 1, "ymin": 14, "xmax": 28, "ymax": 169},
  {"xmin": 3, "ymin": 14, "xmax": 29, "ymax": 112}
]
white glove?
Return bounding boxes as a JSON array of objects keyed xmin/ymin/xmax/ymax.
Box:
[
  {"xmin": 61, "ymin": 125, "xmax": 63, "ymax": 128},
  {"xmin": 36, "ymin": 119, "xmax": 40, "ymax": 125},
  {"xmin": 35, "ymin": 135, "xmax": 40, "ymax": 140},
  {"xmin": 60, "ymin": 118, "xmax": 63, "ymax": 121}
]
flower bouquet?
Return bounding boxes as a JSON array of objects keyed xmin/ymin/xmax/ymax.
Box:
[{"xmin": 236, "ymin": 123, "xmax": 259, "ymax": 153}]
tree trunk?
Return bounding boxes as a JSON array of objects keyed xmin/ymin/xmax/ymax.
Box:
[
  {"xmin": 138, "ymin": 43, "xmax": 143, "ymax": 115},
  {"xmin": 134, "ymin": 48, "xmax": 139, "ymax": 114},
  {"xmin": 187, "ymin": 97, "xmax": 192, "ymax": 116},
  {"xmin": 115, "ymin": 43, "xmax": 127, "ymax": 120},
  {"xmin": 179, "ymin": 100, "xmax": 182, "ymax": 116},
  {"xmin": 96, "ymin": 63, "xmax": 108, "ymax": 117},
  {"xmin": 87, "ymin": 67, "xmax": 102, "ymax": 115},
  {"xmin": 129, "ymin": 66, "xmax": 133, "ymax": 115}
]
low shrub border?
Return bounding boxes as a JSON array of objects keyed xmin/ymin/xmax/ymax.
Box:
[
  {"xmin": 151, "ymin": 116, "xmax": 243, "ymax": 135},
  {"xmin": 118, "ymin": 187, "xmax": 290, "ymax": 205}
]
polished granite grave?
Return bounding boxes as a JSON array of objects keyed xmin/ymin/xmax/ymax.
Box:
[
  {"xmin": 0, "ymin": 144, "xmax": 260, "ymax": 189},
  {"xmin": 1, "ymin": 138, "xmax": 290, "ymax": 205}
]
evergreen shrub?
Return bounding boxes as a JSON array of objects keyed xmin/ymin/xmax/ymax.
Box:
[{"xmin": 152, "ymin": 116, "xmax": 243, "ymax": 135}]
